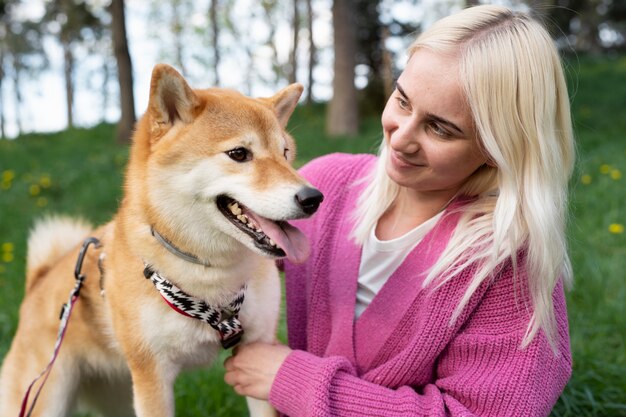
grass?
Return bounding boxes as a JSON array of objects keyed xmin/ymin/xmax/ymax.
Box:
[{"xmin": 1, "ymin": 54, "xmax": 625, "ymax": 415}]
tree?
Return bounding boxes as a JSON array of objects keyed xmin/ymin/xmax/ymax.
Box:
[
  {"xmin": 44, "ymin": 0, "xmax": 103, "ymax": 129},
  {"xmin": 354, "ymin": 0, "xmax": 386, "ymax": 115},
  {"xmin": 305, "ymin": 0, "xmax": 315, "ymax": 104},
  {"xmin": 326, "ymin": 0, "xmax": 359, "ymax": 136},
  {"xmin": 209, "ymin": 0, "xmax": 220, "ymax": 85},
  {"xmin": 288, "ymin": 0, "xmax": 300, "ymax": 84},
  {"xmin": 0, "ymin": 0, "xmax": 7, "ymax": 138},
  {"xmin": 110, "ymin": 0, "xmax": 136, "ymax": 143},
  {"xmin": 1, "ymin": 19, "xmax": 47, "ymax": 137}
]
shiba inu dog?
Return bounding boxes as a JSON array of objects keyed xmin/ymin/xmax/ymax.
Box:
[{"xmin": 0, "ymin": 64, "xmax": 323, "ymax": 417}]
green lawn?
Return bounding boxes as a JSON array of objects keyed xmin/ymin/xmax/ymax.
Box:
[{"xmin": 1, "ymin": 54, "xmax": 625, "ymax": 416}]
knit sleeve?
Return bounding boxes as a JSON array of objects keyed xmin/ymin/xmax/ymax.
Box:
[
  {"xmin": 269, "ymin": 282, "xmax": 571, "ymax": 417},
  {"xmin": 270, "ymin": 331, "xmax": 570, "ymax": 416}
]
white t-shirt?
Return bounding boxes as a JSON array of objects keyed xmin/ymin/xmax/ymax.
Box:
[{"xmin": 355, "ymin": 212, "xmax": 443, "ymax": 318}]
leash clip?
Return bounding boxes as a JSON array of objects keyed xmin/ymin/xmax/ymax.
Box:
[{"xmin": 73, "ymin": 237, "xmax": 101, "ymax": 297}]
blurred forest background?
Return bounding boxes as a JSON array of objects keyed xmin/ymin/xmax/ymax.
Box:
[
  {"xmin": 0, "ymin": 0, "xmax": 625, "ymax": 141},
  {"xmin": 1, "ymin": 0, "xmax": 626, "ymax": 416}
]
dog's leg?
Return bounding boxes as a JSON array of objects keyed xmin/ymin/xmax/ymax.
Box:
[
  {"xmin": 0, "ymin": 346, "xmax": 79, "ymax": 417},
  {"xmin": 128, "ymin": 358, "xmax": 178, "ymax": 417},
  {"xmin": 246, "ymin": 397, "xmax": 278, "ymax": 417}
]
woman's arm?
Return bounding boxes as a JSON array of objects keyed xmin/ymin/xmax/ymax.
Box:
[{"xmin": 265, "ymin": 325, "xmax": 570, "ymax": 417}]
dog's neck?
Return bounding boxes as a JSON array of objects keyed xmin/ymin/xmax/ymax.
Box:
[{"xmin": 150, "ymin": 227, "xmax": 212, "ymax": 268}]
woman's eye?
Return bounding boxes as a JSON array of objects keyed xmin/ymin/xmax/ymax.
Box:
[
  {"xmin": 226, "ymin": 147, "xmax": 252, "ymax": 162},
  {"xmin": 396, "ymin": 96, "xmax": 409, "ymax": 110},
  {"xmin": 428, "ymin": 122, "xmax": 451, "ymax": 139}
]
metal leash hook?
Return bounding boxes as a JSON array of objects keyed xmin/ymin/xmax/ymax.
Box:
[{"xmin": 20, "ymin": 236, "xmax": 101, "ymax": 417}]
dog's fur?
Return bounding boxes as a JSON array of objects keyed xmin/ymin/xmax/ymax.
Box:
[{"xmin": 0, "ymin": 64, "xmax": 322, "ymax": 417}]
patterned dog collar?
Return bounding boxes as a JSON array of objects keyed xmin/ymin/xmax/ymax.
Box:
[{"xmin": 143, "ymin": 265, "xmax": 245, "ymax": 349}]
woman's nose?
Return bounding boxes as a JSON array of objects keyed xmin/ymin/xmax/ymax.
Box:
[{"xmin": 389, "ymin": 119, "xmax": 420, "ymax": 154}]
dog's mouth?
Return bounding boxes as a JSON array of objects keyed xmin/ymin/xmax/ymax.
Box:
[{"xmin": 216, "ymin": 195, "xmax": 310, "ymax": 264}]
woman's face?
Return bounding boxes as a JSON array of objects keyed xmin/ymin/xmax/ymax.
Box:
[{"xmin": 381, "ymin": 48, "xmax": 488, "ymax": 196}]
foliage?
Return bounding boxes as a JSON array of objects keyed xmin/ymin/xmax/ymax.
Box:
[{"xmin": 1, "ymin": 55, "xmax": 626, "ymax": 415}]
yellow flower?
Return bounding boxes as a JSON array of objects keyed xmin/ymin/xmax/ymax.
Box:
[
  {"xmin": 39, "ymin": 174, "xmax": 52, "ymax": 188},
  {"xmin": 600, "ymin": 164, "xmax": 611, "ymax": 174},
  {"xmin": 581, "ymin": 174, "xmax": 592, "ymax": 185},
  {"xmin": 1, "ymin": 242, "xmax": 14, "ymax": 252},
  {"xmin": 2, "ymin": 170, "xmax": 15, "ymax": 182},
  {"xmin": 36, "ymin": 197, "xmax": 48, "ymax": 207},
  {"xmin": 1, "ymin": 252, "xmax": 14, "ymax": 263},
  {"xmin": 1, "ymin": 180, "xmax": 10, "ymax": 190},
  {"xmin": 29, "ymin": 184, "xmax": 41, "ymax": 196},
  {"xmin": 608, "ymin": 223, "xmax": 624, "ymax": 234},
  {"xmin": 610, "ymin": 169, "xmax": 622, "ymax": 180}
]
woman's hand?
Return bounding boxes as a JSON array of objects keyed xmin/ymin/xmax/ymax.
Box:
[{"xmin": 223, "ymin": 342, "xmax": 292, "ymax": 400}]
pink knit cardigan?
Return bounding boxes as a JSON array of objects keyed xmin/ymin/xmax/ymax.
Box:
[{"xmin": 270, "ymin": 153, "xmax": 572, "ymax": 417}]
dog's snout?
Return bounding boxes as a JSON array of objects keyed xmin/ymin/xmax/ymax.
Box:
[{"xmin": 295, "ymin": 187, "xmax": 324, "ymax": 215}]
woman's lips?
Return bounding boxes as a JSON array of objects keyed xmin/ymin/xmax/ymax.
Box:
[{"xmin": 391, "ymin": 151, "xmax": 423, "ymax": 168}]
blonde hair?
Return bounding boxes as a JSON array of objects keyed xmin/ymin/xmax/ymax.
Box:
[{"xmin": 351, "ymin": 5, "xmax": 574, "ymax": 351}]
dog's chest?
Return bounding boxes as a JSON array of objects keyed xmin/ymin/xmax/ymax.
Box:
[{"xmin": 138, "ymin": 299, "xmax": 224, "ymax": 365}]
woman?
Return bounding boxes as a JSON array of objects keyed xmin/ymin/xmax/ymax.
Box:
[{"xmin": 224, "ymin": 5, "xmax": 574, "ymax": 416}]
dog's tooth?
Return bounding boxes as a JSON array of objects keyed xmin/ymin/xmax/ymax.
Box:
[
  {"xmin": 237, "ymin": 214, "xmax": 247, "ymax": 224},
  {"xmin": 228, "ymin": 202, "xmax": 242, "ymax": 216},
  {"xmin": 269, "ymin": 239, "xmax": 276, "ymax": 246}
]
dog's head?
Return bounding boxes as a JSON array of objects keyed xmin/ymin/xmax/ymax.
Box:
[{"xmin": 129, "ymin": 64, "xmax": 322, "ymax": 264}]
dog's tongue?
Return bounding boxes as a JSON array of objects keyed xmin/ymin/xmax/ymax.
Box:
[{"xmin": 251, "ymin": 215, "xmax": 310, "ymax": 264}]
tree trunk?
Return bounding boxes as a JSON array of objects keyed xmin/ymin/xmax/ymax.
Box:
[
  {"xmin": 288, "ymin": 0, "xmax": 300, "ymax": 84},
  {"xmin": 171, "ymin": 0, "xmax": 187, "ymax": 76},
  {"xmin": 110, "ymin": 0, "xmax": 136, "ymax": 144},
  {"xmin": 381, "ymin": 26, "xmax": 393, "ymax": 101},
  {"xmin": 305, "ymin": 0, "xmax": 315, "ymax": 104},
  {"xmin": 326, "ymin": 0, "xmax": 358, "ymax": 136},
  {"xmin": 0, "ymin": 52, "xmax": 5, "ymax": 138},
  {"xmin": 62, "ymin": 39, "xmax": 74, "ymax": 129},
  {"xmin": 210, "ymin": 0, "xmax": 220, "ymax": 85},
  {"xmin": 101, "ymin": 59, "xmax": 110, "ymax": 123},
  {"xmin": 12, "ymin": 60, "xmax": 23, "ymax": 135}
]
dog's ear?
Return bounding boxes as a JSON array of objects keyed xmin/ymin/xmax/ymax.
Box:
[
  {"xmin": 267, "ymin": 83, "xmax": 303, "ymax": 127},
  {"xmin": 148, "ymin": 64, "xmax": 200, "ymax": 141}
]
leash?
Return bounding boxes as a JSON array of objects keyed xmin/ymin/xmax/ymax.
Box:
[
  {"xmin": 143, "ymin": 265, "xmax": 245, "ymax": 349},
  {"xmin": 19, "ymin": 237, "xmax": 101, "ymax": 417}
]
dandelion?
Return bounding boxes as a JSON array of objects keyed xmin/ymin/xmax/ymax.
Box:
[
  {"xmin": 608, "ymin": 223, "xmax": 624, "ymax": 234},
  {"xmin": 29, "ymin": 184, "xmax": 41, "ymax": 196},
  {"xmin": 600, "ymin": 164, "xmax": 611, "ymax": 174},
  {"xmin": 39, "ymin": 174, "xmax": 52, "ymax": 188},
  {"xmin": 610, "ymin": 169, "xmax": 622, "ymax": 180},
  {"xmin": 581, "ymin": 174, "xmax": 592, "ymax": 185},
  {"xmin": 37, "ymin": 197, "xmax": 48, "ymax": 207},
  {"xmin": 1, "ymin": 252, "xmax": 13, "ymax": 263},
  {"xmin": 2, "ymin": 170, "xmax": 15, "ymax": 182},
  {"xmin": 1, "ymin": 242, "xmax": 14, "ymax": 252},
  {"xmin": 1, "ymin": 170, "xmax": 15, "ymax": 190}
]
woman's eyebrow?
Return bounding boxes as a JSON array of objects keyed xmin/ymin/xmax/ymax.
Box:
[
  {"xmin": 426, "ymin": 113, "xmax": 464, "ymax": 135},
  {"xmin": 396, "ymin": 82, "xmax": 409, "ymax": 101}
]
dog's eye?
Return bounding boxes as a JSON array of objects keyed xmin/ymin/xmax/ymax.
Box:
[
  {"xmin": 283, "ymin": 148, "xmax": 289, "ymax": 160},
  {"xmin": 226, "ymin": 147, "xmax": 252, "ymax": 162}
]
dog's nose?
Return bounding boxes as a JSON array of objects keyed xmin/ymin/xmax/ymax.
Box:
[{"xmin": 295, "ymin": 187, "xmax": 324, "ymax": 215}]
